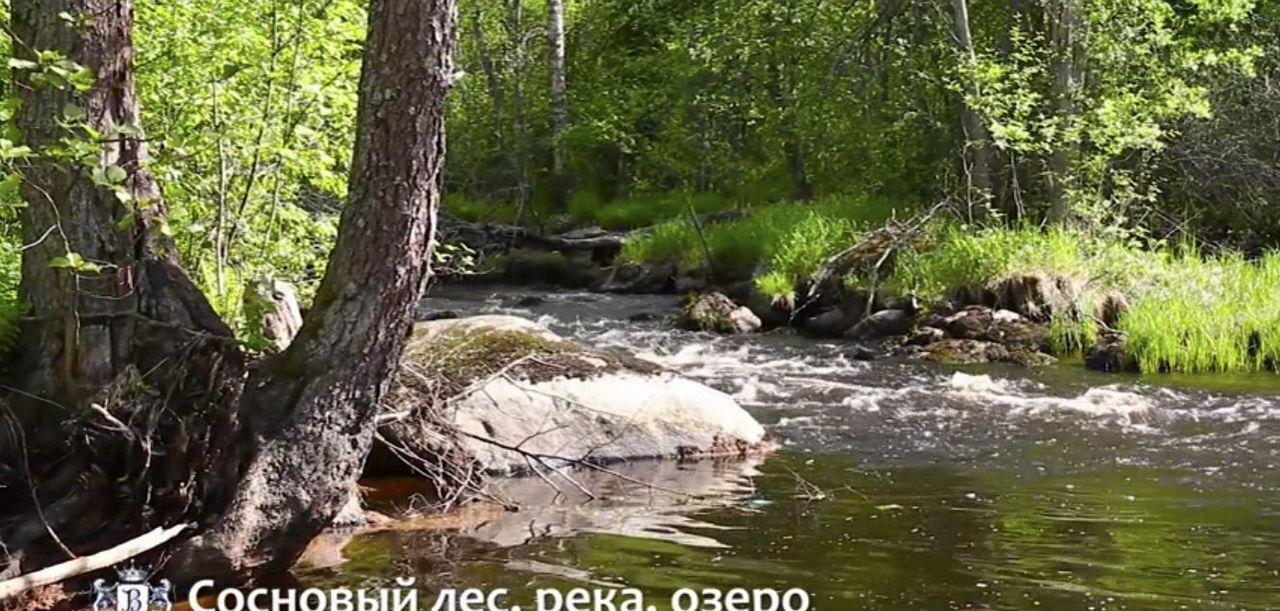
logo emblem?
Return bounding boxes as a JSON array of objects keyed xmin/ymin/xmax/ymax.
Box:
[{"xmin": 91, "ymin": 564, "xmax": 172, "ymax": 611}]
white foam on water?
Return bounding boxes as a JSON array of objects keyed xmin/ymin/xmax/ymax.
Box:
[{"xmin": 941, "ymin": 372, "xmax": 1156, "ymax": 425}]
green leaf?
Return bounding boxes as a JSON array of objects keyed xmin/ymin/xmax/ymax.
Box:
[
  {"xmin": 61, "ymin": 103, "xmax": 86, "ymax": 122},
  {"xmin": 6, "ymin": 59, "xmax": 37, "ymax": 71},
  {"xmin": 105, "ymin": 165, "xmax": 127, "ymax": 183},
  {"xmin": 115, "ymin": 212, "xmax": 136, "ymax": 230}
]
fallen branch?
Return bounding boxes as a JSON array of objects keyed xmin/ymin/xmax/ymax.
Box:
[
  {"xmin": 0, "ymin": 524, "xmax": 190, "ymax": 600},
  {"xmin": 800, "ymin": 199, "xmax": 952, "ymax": 315}
]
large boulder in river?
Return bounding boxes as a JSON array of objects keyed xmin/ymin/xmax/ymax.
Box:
[
  {"xmin": 376, "ymin": 316, "xmax": 771, "ymax": 484},
  {"xmin": 677, "ymin": 292, "xmax": 762, "ymax": 334}
]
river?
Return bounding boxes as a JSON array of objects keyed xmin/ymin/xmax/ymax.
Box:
[{"xmin": 298, "ymin": 287, "xmax": 1280, "ymax": 609}]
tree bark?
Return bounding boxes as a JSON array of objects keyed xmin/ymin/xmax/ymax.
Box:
[
  {"xmin": 10, "ymin": 0, "xmax": 237, "ymax": 409},
  {"xmin": 4, "ymin": 0, "xmax": 245, "ymax": 555},
  {"xmin": 951, "ymin": 0, "xmax": 995, "ymax": 218},
  {"xmin": 167, "ymin": 0, "xmax": 457, "ymax": 579},
  {"xmin": 547, "ymin": 0, "xmax": 570, "ymax": 208},
  {"xmin": 1047, "ymin": 0, "xmax": 1078, "ymax": 224},
  {"xmin": 3, "ymin": 0, "xmax": 458, "ymax": 587}
]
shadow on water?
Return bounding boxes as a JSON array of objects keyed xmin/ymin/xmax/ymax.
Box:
[{"xmin": 295, "ymin": 287, "xmax": 1280, "ymax": 609}]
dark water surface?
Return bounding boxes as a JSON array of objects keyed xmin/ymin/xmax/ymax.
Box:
[{"xmin": 298, "ymin": 288, "xmax": 1280, "ymax": 610}]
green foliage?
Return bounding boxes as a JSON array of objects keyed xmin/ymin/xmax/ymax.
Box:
[
  {"xmin": 571, "ymin": 192, "xmax": 731, "ymax": 230},
  {"xmin": 1122, "ymin": 251, "xmax": 1280, "ymax": 373},
  {"xmin": 135, "ymin": 0, "xmax": 365, "ymax": 324},
  {"xmin": 886, "ymin": 225, "xmax": 1280, "ymax": 373},
  {"xmin": 621, "ymin": 194, "xmax": 904, "ymax": 294}
]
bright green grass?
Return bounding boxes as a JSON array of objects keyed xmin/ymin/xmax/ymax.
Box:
[
  {"xmin": 886, "ymin": 225, "xmax": 1280, "ymax": 373},
  {"xmin": 1121, "ymin": 251, "xmax": 1280, "ymax": 373},
  {"xmin": 620, "ymin": 194, "xmax": 904, "ymax": 292},
  {"xmin": 443, "ymin": 193, "xmax": 527, "ymax": 225},
  {"xmin": 570, "ymin": 191, "xmax": 733, "ymax": 230}
]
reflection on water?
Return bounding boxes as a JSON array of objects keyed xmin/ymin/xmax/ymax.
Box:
[{"xmin": 298, "ymin": 288, "xmax": 1280, "ymax": 608}]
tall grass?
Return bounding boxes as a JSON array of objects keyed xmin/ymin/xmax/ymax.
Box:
[
  {"xmin": 1122, "ymin": 251, "xmax": 1280, "ymax": 373},
  {"xmin": 888, "ymin": 226, "xmax": 1280, "ymax": 373},
  {"xmin": 619, "ymin": 194, "xmax": 904, "ymax": 294}
]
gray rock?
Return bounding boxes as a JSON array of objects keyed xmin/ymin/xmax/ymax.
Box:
[
  {"xmin": 497, "ymin": 249, "xmax": 603, "ymax": 288},
  {"xmin": 678, "ymin": 292, "xmax": 762, "ymax": 334},
  {"xmin": 844, "ymin": 309, "xmax": 913, "ymax": 340},
  {"xmin": 381, "ymin": 315, "xmax": 772, "ymax": 479},
  {"xmin": 598, "ymin": 257, "xmax": 678, "ymax": 293},
  {"xmin": 801, "ymin": 308, "xmax": 855, "ymax": 338},
  {"xmin": 943, "ymin": 306, "xmax": 1048, "ymax": 350},
  {"xmin": 906, "ymin": 326, "xmax": 946, "ymax": 346}
]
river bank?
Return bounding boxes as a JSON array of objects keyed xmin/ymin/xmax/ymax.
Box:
[
  {"xmin": 443, "ymin": 204, "xmax": 1280, "ymax": 376},
  {"xmin": 303, "ymin": 286, "xmax": 1280, "ymax": 610}
]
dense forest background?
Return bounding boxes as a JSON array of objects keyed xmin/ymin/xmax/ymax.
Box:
[{"xmin": 1, "ymin": 0, "xmax": 1278, "ymax": 350}]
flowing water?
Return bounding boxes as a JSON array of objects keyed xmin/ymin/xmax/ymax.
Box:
[{"xmin": 298, "ymin": 288, "xmax": 1280, "ymax": 609}]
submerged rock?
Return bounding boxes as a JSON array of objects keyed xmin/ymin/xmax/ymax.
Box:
[
  {"xmin": 844, "ymin": 309, "xmax": 912, "ymax": 340},
  {"xmin": 678, "ymin": 292, "xmax": 762, "ymax": 334},
  {"xmin": 378, "ymin": 316, "xmax": 772, "ymax": 483},
  {"xmin": 911, "ymin": 339, "xmax": 1056, "ymax": 367},
  {"xmin": 848, "ymin": 343, "xmax": 877, "ymax": 361}
]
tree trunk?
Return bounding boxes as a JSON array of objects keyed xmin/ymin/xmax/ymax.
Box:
[
  {"xmin": 951, "ymin": 0, "xmax": 995, "ymax": 218},
  {"xmin": 547, "ymin": 0, "xmax": 570, "ymax": 208},
  {"xmin": 3, "ymin": 0, "xmax": 247, "ymax": 566},
  {"xmin": 1047, "ymin": 0, "xmax": 1077, "ymax": 224},
  {"xmin": 4, "ymin": 0, "xmax": 458, "ymax": 586},
  {"xmin": 10, "ymin": 0, "xmax": 238, "ymax": 409},
  {"xmin": 166, "ymin": 0, "xmax": 456, "ymax": 579}
]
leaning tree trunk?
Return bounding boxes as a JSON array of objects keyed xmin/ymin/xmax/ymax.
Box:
[
  {"xmin": 3, "ymin": 0, "xmax": 244, "ymax": 555},
  {"xmin": 547, "ymin": 0, "xmax": 569, "ymax": 209},
  {"xmin": 167, "ymin": 0, "xmax": 457, "ymax": 579}
]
